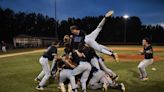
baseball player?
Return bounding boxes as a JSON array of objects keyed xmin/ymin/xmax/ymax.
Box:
[
  {"xmin": 51, "ymin": 37, "xmax": 73, "ymax": 76},
  {"xmin": 69, "ymin": 27, "xmax": 85, "ymax": 50},
  {"xmin": 1, "ymin": 41, "xmax": 7, "ymax": 52},
  {"xmin": 80, "ymin": 43, "xmax": 118, "ymax": 80},
  {"xmin": 64, "ymin": 35, "xmax": 71, "ymax": 46},
  {"xmin": 70, "ymin": 10, "xmax": 119, "ymax": 62},
  {"xmin": 54, "ymin": 56, "xmax": 78, "ymax": 92},
  {"xmin": 88, "ymin": 67, "xmax": 125, "ymax": 92},
  {"xmin": 70, "ymin": 43, "xmax": 93, "ymax": 92},
  {"xmin": 35, "ymin": 42, "xmax": 58, "ymax": 90},
  {"xmin": 63, "ymin": 43, "xmax": 73, "ymax": 56},
  {"xmin": 138, "ymin": 38, "xmax": 154, "ymax": 81}
]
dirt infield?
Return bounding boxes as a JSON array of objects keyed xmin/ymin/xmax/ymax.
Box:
[
  {"xmin": 118, "ymin": 54, "xmax": 164, "ymax": 61},
  {"xmin": 102, "ymin": 54, "xmax": 164, "ymax": 62},
  {"xmin": 103, "ymin": 46, "xmax": 164, "ymax": 62},
  {"xmin": 110, "ymin": 47, "xmax": 164, "ymax": 51}
]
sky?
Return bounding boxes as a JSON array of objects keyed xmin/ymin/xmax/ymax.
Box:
[{"xmin": 0, "ymin": 0, "xmax": 164, "ymax": 26}]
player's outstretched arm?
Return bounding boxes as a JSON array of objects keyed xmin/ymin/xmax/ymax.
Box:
[{"xmin": 97, "ymin": 10, "xmax": 114, "ymax": 28}]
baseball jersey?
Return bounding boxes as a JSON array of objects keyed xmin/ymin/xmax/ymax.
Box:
[
  {"xmin": 58, "ymin": 60, "xmax": 73, "ymax": 70},
  {"xmin": 71, "ymin": 52, "xmax": 81, "ymax": 65},
  {"xmin": 82, "ymin": 46, "xmax": 95, "ymax": 62},
  {"xmin": 143, "ymin": 45, "xmax": 153, "ymax": 59},
  {"xmin": 64, "ymin": 47, "xmax": 72, "ymax": 55},
  {"xmin": 71, "ymin": 31, "xmax": 85, "ymax": 49},
  {"xmin": 42, "ymin": 46, "xmax": 57, "ymax": 61}
]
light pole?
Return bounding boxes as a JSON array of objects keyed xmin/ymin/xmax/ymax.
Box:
[
  {"xmin": 123, "ymin": 14, "xmax": 129, "ymax": 44},
  {"xmin": 54, "ymin": 0, "xmax": 58, "ymax": 39}
]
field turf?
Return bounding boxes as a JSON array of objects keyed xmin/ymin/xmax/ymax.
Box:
[{"xmin": 0, "ymin": 46, "xmax": 164, "ymax": 92}]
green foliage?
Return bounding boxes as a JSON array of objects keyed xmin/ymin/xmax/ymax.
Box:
[{"xmin": 1, "ymin": 8, "xmax": 164, "ymax": 44}]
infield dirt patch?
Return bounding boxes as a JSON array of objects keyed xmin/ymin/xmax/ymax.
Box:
[{"xmin": 103, "ymin": 46, "xmax": 164, "ymax": 62}]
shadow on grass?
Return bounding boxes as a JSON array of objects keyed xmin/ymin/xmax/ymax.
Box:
[{"xmin": 129, "ymin": 69, "xmax": 139, "ymax": 78}]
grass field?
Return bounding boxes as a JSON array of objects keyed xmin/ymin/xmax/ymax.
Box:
[{"xmin": 0, "ymin": 46, "xmax": 164, "ymax": 92}]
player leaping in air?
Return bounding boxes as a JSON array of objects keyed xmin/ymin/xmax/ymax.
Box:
[{"xmin": 70, "ymin": 10, "xmax": 119, "ymax": 62}]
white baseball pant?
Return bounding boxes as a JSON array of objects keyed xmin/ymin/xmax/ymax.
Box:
[
  {"xmin": 89, "ymin": 70, "xmax": 106, "ymax": 89},
  {"xmin": 138, "ymin": 59, "xmax": 153, "ymax": 78},
  {"xmin": 36, "ymin": 57, "xmax": 51, "ymax": 87},
  {"xmin": 72, "ymin": 62, "xmax": 91, "ymax": 90},
  {"xmin": 84, "ymin": 18, "xmax": 113, "ymax": 56},
  {"xmin": 90, "ymin": 57, "xmax": 100, "ymax": 70},
  {"xmin": 59, "ymin": 69, "xmax": 77, "ymax": 90}
]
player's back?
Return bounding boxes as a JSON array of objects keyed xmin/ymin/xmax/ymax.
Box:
[{"xmin": 42, "ymin": 46, "xmax": 57, "ymax": 61}]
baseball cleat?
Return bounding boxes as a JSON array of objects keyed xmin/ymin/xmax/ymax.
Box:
[
  {"xmin": 36, "ymin": 85, "xmax": 44, "ymax": 91},
  {"xmin": 112, "ymin": 75, "xmax": 119, "ymax": 81},
  {"xmin": 111, "ymin": 53, "xmax": 119, "ymax": 62},
  {"xmin": 102, "ymin": 83, "xmax": 108, "ymax": 92},
  {"xmin": 105, "ymin": 10, "xmax": 114, "ymax": 18},
  {"xmin": 72, "ymin": 88, "xmax": 78, "ymax": 92},
  {"xmin": 120, "ymin": 83, "xmax": 125, "ymax": 92},
  {"xmin": 67, "ymin": 84, "xmax": 72, "ymax": 92},
  {"xmin": 34, "ymin": 78, "xmax": 41, "ymax": 83},
  {"xmin": 140, "ymin": 77, "xmax": 149, "ymax": 81},
  {"xmin": 81, "ymin": 89, "xmax": 86, "ymax": 92},
  {"xmin": 59, "ymin": 83, "xmax": 66, "ymax": 92}
]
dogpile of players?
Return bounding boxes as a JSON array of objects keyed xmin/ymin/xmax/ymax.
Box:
[
  {"xmin": 34, "ymin": 10, "xmax": 154, "ymax": 92},
  {"xmin": 34, "ymin": 10, "xmax": 125, "ymax": 92},
  {"xmin": 34, "ymin": 36, "xmax": 125, "ymax": 92}
]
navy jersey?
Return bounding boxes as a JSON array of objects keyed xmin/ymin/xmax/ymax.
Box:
[
  {"xmin": 64, "ymin": 48, "xmax": 72, "ymax": 55},
  {"xmin": 43, "ymin": 46, "xmax": 57, "ymax": 61},
  {"xmin": 58, "ymin": 60, "xmax": 73, "ymax": 70},
  {"xmin": 90, "ymin": 48, "xmax": 99, "ymax": 59},
  {"xmin": 82, "ymin": 46, "xmax": 95, "ymax": 62},
  {"xmin": 143, "ymin": 45, "xmax": 153, "ymax": 59},
  {"xmin": 71, "ymin": 31, "xmax": 85, "ymax": 49},
  {"xmin": 71, "ymin": 52, "xmax": 81, "ymax": 65}
]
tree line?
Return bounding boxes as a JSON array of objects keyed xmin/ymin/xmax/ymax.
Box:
[{"xmin": 0, "ymin": 7, "xmax": 164, "ymax": 44}]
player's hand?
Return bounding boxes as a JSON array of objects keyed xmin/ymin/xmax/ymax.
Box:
[{"xmin": 105, "ymin": 10, "xmax": 114, "ymax": 18}]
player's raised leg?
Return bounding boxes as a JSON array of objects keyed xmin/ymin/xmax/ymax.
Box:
[
  {"xmin": 85, "ymin": 10, "xmax": 114, "ymax": 40},
  {"xmin": 84, "ymin": 10, "xmax": 119, "ymax": 62}
]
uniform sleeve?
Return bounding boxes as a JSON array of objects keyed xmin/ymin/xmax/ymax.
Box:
[
  {"xmin": 148, "ymin": 46, "xmax": 153, "ymax": 52},
  {"xmin": 145, "ymin": 45, "xmax": 153, "ymax": 54},
  {"xmin": 51, "ymin": 47, "xmax": 57, "ymax": 55}
]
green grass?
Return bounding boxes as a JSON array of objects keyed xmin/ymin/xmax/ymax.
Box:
[
  {"xmin": 0, "ymin": 48, "xmax": 43, "ymax": 55},
  {"xmin": 0, "ymin": 47, "xmax": 164, "ymax": 92}
]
